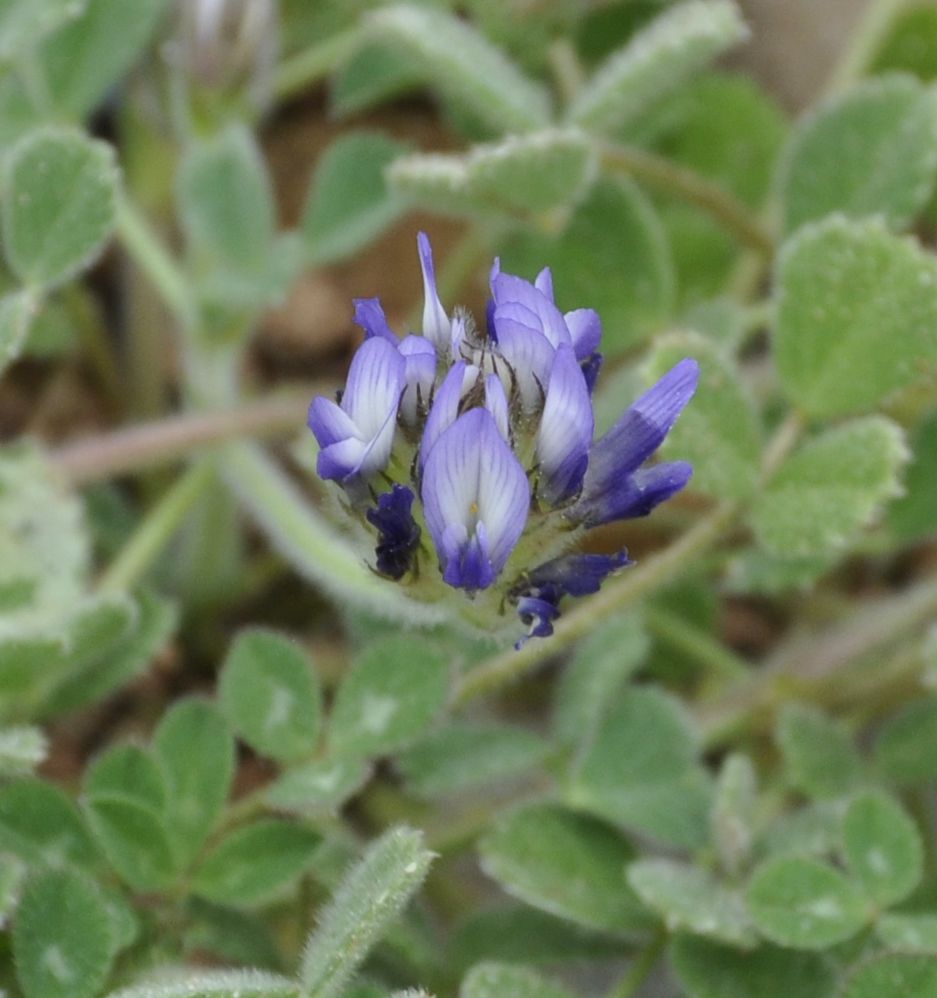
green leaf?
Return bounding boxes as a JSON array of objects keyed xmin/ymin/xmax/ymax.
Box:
[
  {"xmin": 842, "ymin": 790, "xmax": 923, "ymax": 906},
  {"xmin": 460, "ymin": 962, "xmax": 574, "ymax": 998},
  {"xmin": 776, "ymin": 703, "xmax": 864, "ymax": 799},
  {"xmin": 3, "ymin": 127, "xmax": 119, "ymax": 289},
  {"xmin": 628, "ymin": 858, "xmax": 756, "ymax": 947},
  {"xmin": 105, "ymin": 969, "xmax": 300, "ymax": 998},
  {"xmin": 553, "ymin": 611, "xmax": 648, "ymax": 750},
  {"xmin": 712, "ymin": 754, "xmax": 757, "ymax": 877},
  {"xmin": 566, "ymin": 686, "xmax": 712, "ymax": 848},
  {"xmin": 41, "ymin": 0, "xmax": 168, "ymax": 120},
  {"xmin": 13, "ymin": 867, "xmax": 114, "ymax": 998},
  {"xmin": 300, "ymin": 826, "xmax": 433, "ymax": 998},
  {"xmin": 42, "ymin": 589, "xmax": 177, "ymax": 717},
  {"xmin": 192, "ymin": 819, "xmax": 320, "ymax": 908},
  {"xmin": 329, "ymin": 635, "xmax": 450, "ymax": 759},
  {"xmin": 0, "ymin": 852, "xmax": 25, "ymax": 925},
  {"xmin": 153, "ymin": 699, "xmax": 234, "ymax": 868},
  {"xmin": 747, "ymin": 855, "xmax": 868, "ymax": 949},
  {"xmin": 780, "ymin": 75, "xmax": 937, "ymax": 233},
  {"xmin": 501, "ymin": 178, "xmax": 674, "ymax": 357},
  {"xmin": 450, "ymin": 905, "xmax": 622, "ymax": 973},
  {"xmin": 775, "ymin": 216, "xmax": 937, "ymax": 419},
  {"xmin": 874, "ymin": 695, "xmax": 937, "ymax": 785},
  {"xmin": 366, "ymin": 5, "xmax": 551, "ymax": 135},
  {"xmin": 644, "ymin": 333, "xmax": 761, "ymax": 499},
  {"xmin": 397, "ymin": 723, "xmax": 549, "ymax": 799},
  {"xmin": 875, "ymin": 6, "xmax": 937, "ymax": 79},
  {"xmin": 0, "ymin": 0, "xmax": 86, "ymax": 60},
  {"xmin": 392, "ymin": 129, "xmax": 595, "ymax": 218},
  {"xmin": 184, "ymin": 898, "xmax": 284, "ymax": 970},
  {"xmin": 84, "ymin": 744, "xmax": 167, "ymax": 813},
  {"xmin": 757, "ymin": 801, "xmax": 845, "ymax": 862},
  {"xmin": 887, "ymin": 409, "xmax": 937, "ymax": 541},
  {"xmin": 0, "ymin": 725, "xmax": 46, "ymax": 777},
  {"xmin": 877, "ymin": 913, "xmax": 937, "ymax": 953},
  {"xmin": 83, "ymin": 796, "xmax": 176, "ymax": 892},
  {"xmin": 177, "ymin": 124, "xmax": 275, "ymax": 272},
  {"xmin": 478, "ymin": 803, "xmax": 653, "ymax": 937},
  {"xmin": 0, "ymin": 778, "xmax": 97, "ymax": 868},
  {"xmin": 219, "ymin": 628, "xmax": 322, "ymax": 763},
  {"xmin": 750, "ymin": 418, "xmax": 907, "ymax": 557},
  {"xmin": 568, "ymin": 0, "xmax": 748, "ymax": 133},
  {"xmin": 301, "ymin": 132, "xmax": 408, "ymax": 264},
  {"xmin": 841, "ymin": 955, "xmax": 937, "ymax": 998},
  {"xmin": 265, "ymin": 757, "xmax": 372, "ymax": 816},
  {"xmin": 330, "ymin": 41, "xmax": 424, "ymax": 118},
  {"xmin": 0, "ymin": 289, "xmax": 37, "ymax": 375},
  {"xmin": 671, "ymin": 934, "xmax": 837, "ymax": 998}
]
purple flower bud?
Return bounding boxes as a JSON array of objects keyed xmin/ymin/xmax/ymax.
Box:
[{"xmin": 366, "ymin": 485, "xmax": 421, "ymax": 579}]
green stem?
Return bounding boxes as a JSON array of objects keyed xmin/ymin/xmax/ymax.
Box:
[
  {"xmin": 98, "ymin": 462, "xmax": 214, "ymax": 592},
  {"xmin": 646, "ymin": 605, "xmax": 750, "ymax": 686},
  {"xmin": 454, "ymin": 501, "xmax": 739, "ymax": 705},
  {"xmin": 115, "ymin": 196, "xmax": 198, "ymax": 335},
  {"xmin": 607, "ymin": 930, "xmax": 667, "ymax": 998},
  {"xmin": 600, "ymin": 142, "xmax": 774, "ymax": 259},
  {"xmin": 825, "ymin": 0, "xmax": 909, "ymax": 95},
  {"xmin": 272, "ymin": 27, "xmax": 362, "ymax": 102}
]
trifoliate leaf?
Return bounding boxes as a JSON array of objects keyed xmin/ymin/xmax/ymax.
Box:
[
  {"xmin": 219, "ymin": 628, "xmax": 322, "ymax": 763},
  {"xmin": 568, "ymin": 0, "xmax": 749, "ymax": 133},
  {"xmin": 747, "ymin": 855, "xmax": 868, "ymax": 949},
  {"xmin": 479, "ymin": 803, "xmax": 653, "ymax": 937},
  {"xmin": 265, "ymin": 757, "xmax": 372, "ymax": 816},
  {"xmin": 750, "ymin": 418, "xmax": 907, "ymax": 557},
  {"xmin": 780, "ymin": 75, "xmax": 937, "ymax": 233},
  {"xmin": 83, "ymin": 796, "xmax": 176, "ymax": 892},
  {"xmin": 775, "ymin": 216, "xmax": 937, "ymax": 419},
  {"xmin": 3, "ymin": 127, "xmax": 118, "ymax": 289},
  {"xmin": 85, "ymin": 744, "xmax": 167, "ymax": 813}
]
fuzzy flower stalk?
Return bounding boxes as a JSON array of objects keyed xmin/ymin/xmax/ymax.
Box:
[{"xmin": 308, "ymin": 234, "xmax": 698, "ymax": 647}]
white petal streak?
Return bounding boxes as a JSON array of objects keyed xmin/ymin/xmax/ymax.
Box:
[
  {"xmin": 342, "ymin": 337, "xmax": 405, "ymax": 438},
  {"xmin": 420, "ymin": 360, "xmax": 468, "ymax": 468},
  {"xmin": 485, "ymin": 374, "xmax": 510, "ymax": 441},
  {"xmin": 537, "ymin": 344, "xmax": 594, "ymax": 481},
  {"xmin": 476, "ymin": 412, "xmax": 530, "ymax": 570}
]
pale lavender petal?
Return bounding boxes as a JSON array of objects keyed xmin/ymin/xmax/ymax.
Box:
[
  {"xmin": 399, "ymin": 334, "xmax": 436, "ymax": 425},
  {"xmin": 418, "ymin": 231, "xmax": 450, "ymax": 351},
  {"xmin": 474, "ymin": 413, "xmax": 530, "ymax": 573},
  {"xmin": 535, "ymin": 266, "xmax": 554, "ymax": 300},
  {"xmin": 307, "ymin": 396, "xmax": 358, "ymax": 450},
  {"xmin": 485, "ymin": 373, "xmax": 510, "ymax": 442},
  {"xmin": 420, "ymin": 360, "xmax": 469, "ymax": 468},
  {"xmin": 341, "ymin": 336, "xmax": 406, "ymax": 439},
  {"xmin": 536, "ymin": 344, "xmax": 594, "ymax": 505},
  {"xmin": 565, "ymin": 308, "xmax": 602, "ymax": 359},
  {"xmin": 584, "ymin": 357, "xmax": 699, "ymax": 490},
  {"xmin": 496, "ymin": 323, "xmax": 556, "ymax": 411},
  {"xmin": 353, "ymin": 298, "xmax": 397, "ymax": 342},
  {"xmin": 317, "ymin": 436, "xmax": 367, "ymax": 482},
  {"xmin": 491, "ymin": 271, "xmax": 571, "ymax": 348}
]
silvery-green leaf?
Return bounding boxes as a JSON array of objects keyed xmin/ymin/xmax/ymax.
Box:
[
  {"xmin": 84, "ymin": 795, "xmax": 176, "ymax": 892},
  {"xmin": 776, "ymin": 703, "xmax": 864, "ymax": 799},
  {"xmin": 104, "ymin": 969, "xmax": 299, "ymax": 998},
  {"xmin": 840, "ymin": 955, "xmax": 937, "ymax": 998},
  {"xmin": 0, "ymin": 724, "xmax": 46, "ymax": 777},
  {"xmin": 0, "ymin": 0, "xmax": 86, "ymax": 60},
  {"xmin": 877, "ymin": 913, "xmax": 937, "ymax": 953},
  {"xmin": 265, "ymin": 757, "xmax": 372, "ymax": 816},
  {"xmin": 874, "ymin": 695, "xmax": 937, "ymax": 785},
  {"xmin": 0, "ymin": 289, "xmax": 36, "ymax": 375},
  {"xmin": 459, "ymin": 962, "xmax": 574, "ymax": 998},
  {"xmin": 0, "ymin": 778, "xmax": 97, "ymax": 868}
]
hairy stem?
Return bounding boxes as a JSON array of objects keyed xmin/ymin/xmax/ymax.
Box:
[
  {"xmin": 50, "ymin": 392, "xmax": 318, "ymax": 485},
  {"xmin": 600, "ymin": 142, "xmax": 774, "ymax": 258}
]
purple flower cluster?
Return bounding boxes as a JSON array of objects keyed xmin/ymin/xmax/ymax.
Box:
[{"xmin": 308, "ymin": 234, "xmax": 697, "ymax": 646}]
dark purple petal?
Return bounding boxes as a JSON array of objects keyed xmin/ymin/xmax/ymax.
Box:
[
  {"xmin": 515, "ymin": 595, "xmax": 561, "ymax": 647},
  {"xmin": 579, "ymin": 358, "xmax": 698, "ymax": 513},
  {"xmin": 536, "ymin": 344, "xmax": 593, "ymax": 506},
  {"xmin": 573, "ymin": 460, "xmax": 693, "ymax": 527},
  {"xmin": 366, "ymin": 484, "xmax": 421, "ymax": 579},
  {"xmin": 441, "ymin": 521, "xmax": 495, "ymax": 590},
  {"xmin": 581, "ymin": 352, "xmax": 603, "ymax": 395},
  {"xmin": 565, "ymin": 308, "xmax": 602, "ymax": 359},
  {"xmin": 353, "ymin": 298, "xmax": 397, "ymax": 342}
]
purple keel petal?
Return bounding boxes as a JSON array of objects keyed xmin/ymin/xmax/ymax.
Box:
[
  {"xmin": 308, "ymin": 396, "xmax": 358, "ymax": 450},
  {"xmin": 581, "ymin": 357, "xmax": 698, "ymax": 504},
  {"xmin": 421, "ymin": 408, "xmax": 529, "ymax": 589},
  {"xmin": 418, "ymin": 231, "xmax": 450, "ymax": 351},
  {"xmin": 536, "ymin": 344, "xmax": 594, "ymax": 506},
  {"xmin": 353, "ymin": 298, "xmax": 397, "ymax": 342},
  {"xmin": 565, "ymin": 308, "xmax": 602, "ymax": 359},
  {"xmin": 574, "ymin": 460, "xmax": 693, "ymax": 527}
]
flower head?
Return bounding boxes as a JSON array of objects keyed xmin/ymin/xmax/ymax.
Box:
[{"xmin": 307, "ymin": 234, "xmax": 698, "ymax": 645}]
